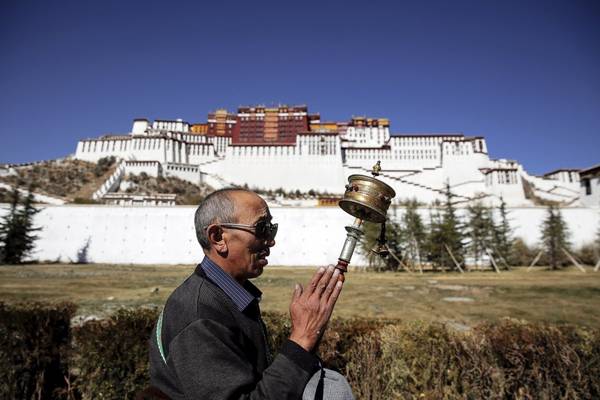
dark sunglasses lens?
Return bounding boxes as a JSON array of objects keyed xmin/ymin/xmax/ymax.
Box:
[
  {"xmin": 269, "ymin": 223, "xmax": 278, "ymax": 240},
  {"xmin": 257, "ymin": 221, "xmax": 277, "ymax": 241}
]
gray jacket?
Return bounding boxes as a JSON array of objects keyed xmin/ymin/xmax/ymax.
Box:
[{"xmin": 149, "ymin": 265, "xmax": 320, "ymax": 399}]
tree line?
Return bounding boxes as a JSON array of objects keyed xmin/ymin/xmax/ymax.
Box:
[
  {"xmin": 360, "ymin": 184, "xmax": 600, "ymax": 272},
  {"xmin": 1, "ymin": 181, "xmax": 598, "ymax": 268}
]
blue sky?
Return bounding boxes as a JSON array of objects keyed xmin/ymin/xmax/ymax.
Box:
[{"xmin": 1, "ymin": 0, "xmax": 599, "ymax": 174}]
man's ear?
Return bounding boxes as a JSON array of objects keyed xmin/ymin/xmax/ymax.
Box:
[{"xmin": 207, "ymin": 224, "xmax": 228, "ymax": 254}]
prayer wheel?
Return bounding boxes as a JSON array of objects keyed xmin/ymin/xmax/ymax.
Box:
[{"xmin": 335, "ymin": 161, "xmax": 396, "ymax": 275}]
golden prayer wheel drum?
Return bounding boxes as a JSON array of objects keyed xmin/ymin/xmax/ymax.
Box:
[{"xmin": 339, "ymin": 174, "xmax": 396, "ymax": 223}]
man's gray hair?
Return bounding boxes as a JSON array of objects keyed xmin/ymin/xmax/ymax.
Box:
[{"xmin": 194, "ymin": 188, "xmax": 250, "ymax": 249}]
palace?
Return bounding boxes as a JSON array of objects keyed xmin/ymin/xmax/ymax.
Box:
[{"xmin": 74, "ymin": 105, "xmax": 589, "ymax": 207}]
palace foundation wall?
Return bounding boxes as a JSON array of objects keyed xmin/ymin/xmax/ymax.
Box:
[{"xmin": 1, "ymin": 205, "xmax": 598, "ymax": 267}]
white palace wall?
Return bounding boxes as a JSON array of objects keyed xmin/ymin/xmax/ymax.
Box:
[
  {"xmin": 198, "ymin": 143, "xmax": 348, "ymax": 193},
  {"xmin": 3, "ymin": 204, "xmax": 598, "ymax": 266},
  {"xmin": 164, "ymin": 163, "xmax": 200, "ymax": 183},
  {"xmin": 125, "ymin": 161, "xmax": 162, "ymax": 177},
  {"xmin": 73, "ymin": 118, "xmax": 586, "ymax": 207},
  {"xmin": 76, "ymin": 138, "xmax": 132, "ymax": 162}
]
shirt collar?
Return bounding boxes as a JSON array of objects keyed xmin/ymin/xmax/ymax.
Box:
[{"xmin": 199, "ymin": 256, "xmax": 262, "ymax": 312}]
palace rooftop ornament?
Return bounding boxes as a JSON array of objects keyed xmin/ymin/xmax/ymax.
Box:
[{"xmin": 336, "ymin": 161, "xmax": 396, "ymax": 278}]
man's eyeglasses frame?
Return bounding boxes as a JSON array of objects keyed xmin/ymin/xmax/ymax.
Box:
[{"xmin": 205, "ymin": 221, "xmax": 278, "ymax": 242}]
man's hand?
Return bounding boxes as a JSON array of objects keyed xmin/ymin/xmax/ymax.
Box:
[{"xmin": 288, "ymin": 265, "xmax": 344, "ymax": 352}]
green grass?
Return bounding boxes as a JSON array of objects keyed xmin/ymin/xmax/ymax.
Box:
[{"xmin": 1, "ymin": 263, "xmax": 599, "ymax": 328}]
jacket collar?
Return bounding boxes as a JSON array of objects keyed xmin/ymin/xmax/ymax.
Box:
[{"xmin": 195, "ymin": 256, "xmax": 262, "ymax": 312}]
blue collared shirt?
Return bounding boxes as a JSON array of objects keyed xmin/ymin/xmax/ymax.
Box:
[{"xmin": 200, "ymin": 256, "xmax": 262, "ymax": 312}]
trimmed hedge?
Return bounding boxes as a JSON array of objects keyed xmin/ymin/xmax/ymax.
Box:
[
  {"xmin": 72, "ymin": 308, "xmax": 159, "ymax": 400},
  {"xmin": 346, "ymin": 321, "xmax": 600, "ymax": 399},
  {"xmin": 0, "ymin": 302, "xmax": 76, "ymax": 400},
  {"xmin": 2, "ymin": 303, "xmax": 600, "ymax": 399}
]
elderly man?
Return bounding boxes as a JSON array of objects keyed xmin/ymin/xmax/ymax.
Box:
[{"xmin": 147, "ymin": 188, "xmax": 347, "ymax": 399}]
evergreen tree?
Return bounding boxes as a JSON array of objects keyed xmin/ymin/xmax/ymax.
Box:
[
  {"xmin": 402, "ymin": 199, "xmax": 426, "ymax": 269},
  {"xmin": 466, "ymin": 202, "xmax": 493, "ymax": 267},
  {"xmin": 424, "ymin": 210, "xmax": 446, "ymax": 270},
  {"xmin": 0, "ymin": 186, "xmax": 20, "ymax": 263},
  {"xmin": 437, "ymin": 183, "xmax": 465, "ymax": 270},
  {"xmin": 0, "ymin": 185, "xmax": 41, "ymax": 264},
  {"xmin": 492, "ymin": 197, "xmax": 513, "ymax": 265},
  {"xmin": 540, "ymin": 205, "xmax": 570, "ymax": 270},
  {"xmin": 359, "ymin": 218, "xmax": 404, "ymax": 272}
]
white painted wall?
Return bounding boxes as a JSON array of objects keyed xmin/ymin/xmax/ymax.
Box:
[
  {"xmin": 125, "ymin": 161, "xmax": 162, "ymax": 177},
  {"xmin": 76, "ymin": 139, "xmax": 132, "ymax": 162},
  {"xmin": 581, "ymin": 176, "xmax": 600, "ymax": 207},
  {"xmin": 1, "ymin": 204, "xmax": 597, "ymax": 266},
  {"xmin": 521, "ymin": 170, "xmax": 581, "ymax": 203},
  {"xmin": 203, "ymin": 151, "xmax": 347, "ymax": 193},
  {"xmin": 342, "ymin": 125, "xmax": 390, "ymax": 147},
  {"xmin": 164, "ymin": 163, "xmax": 200, "ymax": 184},
  {"xmin": 132, "ymin": 119, "xmax": 149, "ymax": 134}
]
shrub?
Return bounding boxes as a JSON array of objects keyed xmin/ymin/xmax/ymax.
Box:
[
  {"xmin": 72, "ymin": 307, "xmax": 158, "ymax": 400},
  {"xmin": 0, "ymin": 187, "xmax": 12, "ymax": 203},
  {"xmin": 260, "ymin": 311, "xmax": 396, "ymax": 375},
  {"xmin": 0, "ymin": 302, "xmax": 76, "ymax": 400},
  {"xmin": 3, "ymin": 304, "xmax": 600, "ymax": 399},
  {"xmin": 319, "ymin": 317, "xmax": 395, "ymax": 371},
  {"xmin": 71, "ymin": 197, "xmax": 99, "ymax": 204},
  {"xmin": 574, "ymin": 242, "xmax": 599, "ymax": 266},
  {"xmin": 93, "ymin": 156, "xmax": 116, "ymax": 177},
  {"xmin": 0, "ymin": 159, "xmax": 115, "ymax": 201},
  {"xmin": 346, "ymin": 320, "xmax": 600, "ymax": 399},
  {"xmin": 345, "ymin": 330, "xmax": 387, "ymax": 400},
  {"xmin": 508, "ymin": 237, "xmax": 537, "ymax": 267},
  {"xmin": 477, "ymin": 320, "xmax": 595, "ymax": 399},
  {"xmin": 119, "ymin": 174, "xmax": 209, "ymax": 205},
  {"xmin": 359, "ymin": 322, "xmax": 502, "ymax": 399},
  {"xmin": 262, "ymin": 311, "xmax": 291, "ymax": 355},
  {"xmin": 584, "ymin": 329, "xmax": 600, "ymax": 397}
]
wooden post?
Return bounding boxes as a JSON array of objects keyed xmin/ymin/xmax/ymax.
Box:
[
  {"xmin": 485, "ymin": 248, "xmax": 501, "ymax": 274},
  {"xmin": 400, "ymin": 260, "xmax": 412, "ymax": 273},
  {"xmin": 491, "ymin": 245, "xmax": 510, "ymax": 269},
  {"xmin": 388, "ymin": 247, "xmax": 412, "ymax": 273},
  {"xmin": 562, "ymin": 248, "xmax": 586, "ymax": 273},
  {"xmin": 444, "ymin": 244, "xmax": 464, "ymax": 273},
  {"xmin": 594, "ymin": 258, "xmax": 600, "ymax": 272},
  {"xmin": 527, "ymin": 250, "xmax": 543, "ymax": 271}
]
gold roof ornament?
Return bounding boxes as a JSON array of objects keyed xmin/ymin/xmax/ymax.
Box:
[{"xmin": 371, "ymin": 160, "xmax": 382, "ymax": 177}]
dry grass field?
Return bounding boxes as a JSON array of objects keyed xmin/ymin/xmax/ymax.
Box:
[{"xmin": 1, "ymin": 263, "xmax": 599, "ymax": 328}]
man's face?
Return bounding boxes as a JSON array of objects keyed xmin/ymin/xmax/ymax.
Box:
[{"xmin": 224, "ymin": 192, "xmax": 275, "ymax": 281}]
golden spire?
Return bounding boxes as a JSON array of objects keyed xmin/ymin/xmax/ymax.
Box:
[{"xmin": 372, "ymin": 160, "xmax": 382, "ymax": 177}]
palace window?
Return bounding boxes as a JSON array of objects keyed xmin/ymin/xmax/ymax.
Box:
[{"xmin": 582, "ymin": 179, "xmax": 592, "ymax": 195}]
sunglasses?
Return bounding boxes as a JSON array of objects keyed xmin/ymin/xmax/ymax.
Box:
[{"xmin": 211, "ymin": 220, "xmax": 278, "ymax": 242}]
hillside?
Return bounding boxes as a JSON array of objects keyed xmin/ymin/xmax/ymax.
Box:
[
  {"xmin": 0, "ymin": 187, "xmax": 12, "ymax": 203},
  {"xmin": 0, "ymin": 157, "xmax": 116, "ymax": 202},
  {"xmin": 119, "ymin": 173, "xmax": 212, "ymax": 205}
]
